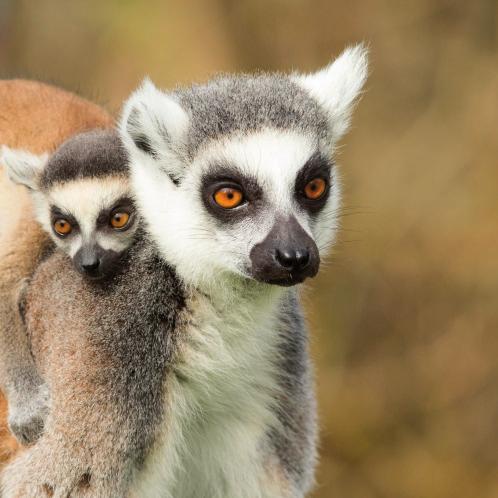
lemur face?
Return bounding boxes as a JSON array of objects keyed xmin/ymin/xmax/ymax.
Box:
[
  {"xmin": 120, "ymin": 45, "xmax": 368, "ymax": 290},
  {"xmin": 2, "ymin": 130, "xmax": 137, "ymax": 280},
  {"xmin": 188, "ymin": 129, "xmax": 336, "ymax": 287},
  {"xmin": 40, "ymin": 176, "xmax": 137, "ymax": 279}
]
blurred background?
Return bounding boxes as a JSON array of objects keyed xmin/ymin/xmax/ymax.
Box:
[{"xmin": 1, "ymin": 0, "xmax": 497, "ymax": 496}]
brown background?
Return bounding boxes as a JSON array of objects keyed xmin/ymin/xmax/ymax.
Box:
[{"xmin": 1, "ymin": 1, "xmax": 497, "ymax": 497}]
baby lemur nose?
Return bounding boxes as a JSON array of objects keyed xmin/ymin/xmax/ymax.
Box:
[
  {"xmin": 74, "ymin": 244, "xmax": 106, "ymax": 278},
  {"xmin": 81, "ymin": 259, "xmax": 100, "ymax": 272},
  {"xmin": 275, "ymin": 248, "xmax": 310, "ymax": 271}
]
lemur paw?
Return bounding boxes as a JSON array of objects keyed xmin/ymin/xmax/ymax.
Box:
[
  {"xmin": 7, "ymin": 383, "xmax": 50, "ymax": 445},
  {"xmin": 0, "ymin": 445, "xmax": 94, "ymax": 498},
  {"xmin": 1, "ymin": 441, "xmax": 128, "ymax": 498}
]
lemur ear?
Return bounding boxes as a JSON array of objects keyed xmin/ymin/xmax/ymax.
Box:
[
  {"xmin": 119, "ymin": 78, "xmax": 190, "ymax": 183},
  {"xmin": 1, "ymin": 146, "xmax": 48, "ymax": 190},
  {"xmin": 294, "ymin": 43, "xmax": 369, "ymax": 141}
]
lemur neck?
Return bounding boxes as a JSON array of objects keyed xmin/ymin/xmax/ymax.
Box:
[{"xmin": 190, "ymin": 274, "xmax": 288, "ymax": 317}]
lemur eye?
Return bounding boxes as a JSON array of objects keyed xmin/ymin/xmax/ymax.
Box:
[
  {"xmin": 304, "ymin": 178, "xmax": 327, "ymax": 200},
  {"xmin": 110, "ymin": 211, "xmax": 130, "ymax": 229},
  {"xmin": 213, "ymin": 187, "xmax": 244, "ymax": 209},
  {"xmin": 53, "ymin": 219, "xmax": 72, "ymax": 236}
]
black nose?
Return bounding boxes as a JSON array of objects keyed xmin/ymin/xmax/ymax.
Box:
[
  {"xmin": 81, "ymin": 259, "xmax": 100, "ymax": 272},
  {"xmin": 275, "ymin": 248, "xmax": 310, "ymax": 271},
  {"xmin": 249, "ymin": 215, "xmax": 320, "ymax": 286}
]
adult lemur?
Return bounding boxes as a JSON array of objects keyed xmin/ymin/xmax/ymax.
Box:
[{"xmin": 1, "ymin": 45, "xmax": 368, "ymax": 497}]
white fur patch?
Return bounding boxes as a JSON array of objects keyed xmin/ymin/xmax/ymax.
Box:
[
  {"xmin": 294, "ymin": 44, "xmax": 369, "ymax": 140},
  {"xmin": 126, "ymin": 128, "xmax": 340, "ymax": 292},
  {"xmin": 33, "ymin": 176, "xmax": 134, "ymax": 256},
  {"xmin": 119, "ymin": 78, "xmax": 189, "ymax": 182},
  {"xmin": 1, "ymin": 146, "xmax": 48, "ymax": 190},
  {"xmin": 117, "ymin": 63, "xmax": 367, "ymax": 495},
  {"xmin": 130, "ymin": 287, "xmax": 295, "ymax": 498}
]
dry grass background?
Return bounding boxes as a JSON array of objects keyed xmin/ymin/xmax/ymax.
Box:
[{"xmin": 1, "ymin": 1, "xmax": 497, "ymax": 496}]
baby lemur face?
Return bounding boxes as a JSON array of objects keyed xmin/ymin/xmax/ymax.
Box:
[
  {"xmin": 2, "ymin": 130, "xmax": 137, "ymax": 280},
  {"xmin": 43, "ymin": 176, "xmax": 136, "ymax": 279}
]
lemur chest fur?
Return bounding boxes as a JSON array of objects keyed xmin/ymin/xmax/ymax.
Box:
[{"xmin": 131, "ymin": 286, "xmax": 291, "ymax": 498}]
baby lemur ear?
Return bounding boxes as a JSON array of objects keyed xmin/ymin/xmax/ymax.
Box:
[
  {"xmin": 293, "ymin": 43, "xmax": 369, "ymax": 141},
  {"xmin": 119, "ymin": 78, "xmax": 190, "ymax": 183},
  {"xmin": 1, "ymin": 146, "xmax": 49, "ymax": 190}
]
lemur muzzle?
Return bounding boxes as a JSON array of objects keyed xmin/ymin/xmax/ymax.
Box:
[{"xmin": 249, "ymin": 215, "xmax": 320, "ymax": 286}]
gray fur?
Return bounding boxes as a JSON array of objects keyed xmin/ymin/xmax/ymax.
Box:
[
  {"xmin": 270, "ymin": 291, "xmax": 317, "ymax": 493},
  {"xmin": 0, "ymin": 130, "xmax": 134, "ymax": 447},
  {"xmin": 175, "ymin": 75, "xmax": 328, "ymax": 158},
  {"xmin": 0, "ymin": 240, "xmax": 54, "ymax": 447},
  {"xmin": 127, "ymin": 74, "xmax": 329, "ymax": 165},
  {"xmin": 1, "ymin": 233, "xmax": 186, "ymax": 496},
  {"xmin": 2, "ymin": 239, "xmax": 317, "ymax": 497},
  {"xmin": 39, "ymin": 130, "xmax": 128, "ymax": 189}
]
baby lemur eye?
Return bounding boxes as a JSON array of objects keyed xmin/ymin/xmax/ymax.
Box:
[
  {"xmin": 110, "ymin": 211, "xmax": 130, "ymax": 229},
  {"xmin": 53, "ymin": 219, "xmax": 72, "ymax": 236},
  {"xmin": 304, "ymin": 178, "xmax": 327, "ymax": 200},
  {"xmin": 213, "ymin": 187, "xmax": 244, "ymax": 209}
]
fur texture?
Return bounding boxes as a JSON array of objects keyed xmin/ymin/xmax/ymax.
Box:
[
  {"xmin": 2, "ymin": 238, "xmax": 312, "ymax": 498},
  {"xmin": 38, "ymin": 129, "xmax": 128, "ymax": 189},
  {"xmin": 0, "ymin": 80, "xmax": 112, "ymax": 459},
  {"xmin": 0, "ymin": 130, "xmax": 136, "ymax": 447},
  {"xmin": 2, "ymin": 131, "xmax": 136, "ymax": 262},
  {"xmin": 1, "ymin": 235, "xmax": 185, "ymax": 497}
]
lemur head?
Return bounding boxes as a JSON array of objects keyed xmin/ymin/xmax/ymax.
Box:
[
  {"xmin": 120, "ymin": 45, "xmax": 368, "ymax": 291},
  {"xmin": 2, "ymin": 130, "xmax": 138, "ymax": 280}
]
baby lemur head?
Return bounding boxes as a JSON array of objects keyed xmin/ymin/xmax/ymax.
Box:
[{"xmin": 2, "ymin": 130, "xmax": 137, "ymax": 280}]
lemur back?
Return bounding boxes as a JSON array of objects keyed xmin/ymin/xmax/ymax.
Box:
[
  {"xmin": 0, "ymin": 80, "xmax": 112, "ymax": 460},
  {"xmin": 1, "ymin": 234, "xmax": 185, "ymax": 497}
]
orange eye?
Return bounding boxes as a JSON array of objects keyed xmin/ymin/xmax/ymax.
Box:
[
  {"xmin": 304, "ymin": 178, "xmax": 327, "ymax": 200},
  {"xmin": 213, "ymin": 187, "xmax": 244, "ymax": 209},
  {"xmin": 53, "ymin": 219, "xmax": 72, "ymax": 236},
  {"xmin": 110, "ymin": 211, "xmax": 130, "ymax": 229}
]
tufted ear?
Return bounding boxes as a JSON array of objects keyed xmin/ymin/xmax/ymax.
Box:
[
  {"xmin": 119, "ymin": 78, "xmax": 190, "ymax": 184},
  {"xmin": 1, "ymin": 146, "xmax": 48, "ymax": 190},
  {"xmin": 293, "ymin": 44, "xmax": 369, "ymax": 141}
]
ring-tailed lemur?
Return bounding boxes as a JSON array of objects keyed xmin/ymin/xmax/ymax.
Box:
[
  {"xmin": 0, "ymin": 130, "xmax": 137, "ymax": 445},
  {"xmin": 1, "ymin": 45, "xmax": 368, "ymax": 498}
]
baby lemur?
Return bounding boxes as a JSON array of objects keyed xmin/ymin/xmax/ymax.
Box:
[
  {"xmin": 0, "ymin": 129, "xmax": 137, "ymax": 444},
  {"xmin": 1, "ymin": 131, "xmax": 182, "ymax": 498}
]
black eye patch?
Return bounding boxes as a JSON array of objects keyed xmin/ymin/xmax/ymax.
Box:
[
  {"xmin": 294, "ymin": 152, "xmax": 332, "ymax": 214},
  {"xmin": 50, "ymin": 205, "xmax": 79, "ymax": 236},
  {"xmin": 96, "ymin": 196, "xmax": 136, "ymax": 230},
  {"xmin": 201, "ymin": 166, "xmax": 263, "ymax": 224}
]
